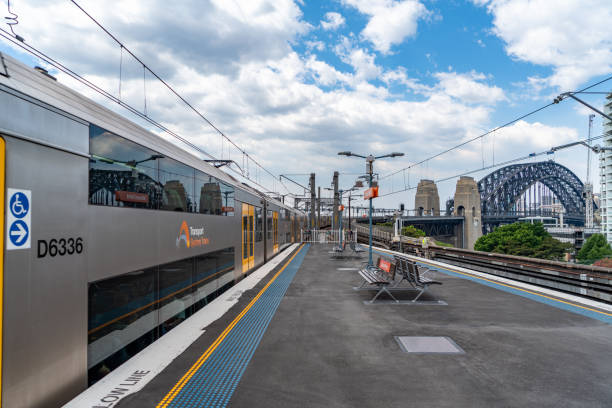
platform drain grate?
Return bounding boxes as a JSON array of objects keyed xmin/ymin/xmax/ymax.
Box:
[{"xmin": 395, "ymin": 336, "xmax": 464, "ymax": 354}]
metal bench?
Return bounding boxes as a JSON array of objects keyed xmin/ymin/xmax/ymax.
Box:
[
  {"xmin": 408, "ymin": 259, "xmax": 442, "ymax": 302},
  {"xmin": 349, "ymin": 241, "xmax": 365, "ymax": 255},
  {"xmin": 329, "ymin": 241, "xmax": 346, "ymax": 258},
  {"xmin": 393, "ymin": 255, "xmax": 431, "ymax": 287},
  {"xmin": 392, "ymin": 254, "xmax": 442, "ymax": 301},
  {"xmin": 392, "ymin": 256, "xmax": 418, "ymax": 288},
  {"xmin": 358, "ymin": 257, "xmax": 398, "ymax": 303}
]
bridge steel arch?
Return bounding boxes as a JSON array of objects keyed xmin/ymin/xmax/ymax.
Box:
[{"xmin": 477, "ymin": 161, "xmax": 585, "ymax": 218}]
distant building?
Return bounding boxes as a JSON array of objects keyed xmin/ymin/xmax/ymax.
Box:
[
  {"xmin": 600, "ymin": 92, "xmax": 612, "ymax": 243},
  {"xmin": 518, "ymin": 216, "xmax": 598, "ymax": 252},
  {"xmin": 594, "ymin": 193, "xmax": 602, "ymax": 225}
]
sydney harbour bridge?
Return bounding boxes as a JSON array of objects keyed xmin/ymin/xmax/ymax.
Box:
[
  {"xmin": 477, "ymin": 161, "xmax": 589, "ymax": 230},
  {"xmin": 444, "ymin": 161, "xmax": 591, "ymax": 233}
]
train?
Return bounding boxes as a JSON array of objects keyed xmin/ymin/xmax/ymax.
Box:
[{"xmin": 0, "ymin": 52, "xmax": 306, "ymax": 408}]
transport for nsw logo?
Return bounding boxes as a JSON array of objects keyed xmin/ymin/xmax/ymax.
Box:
[{"xmin": 176, "ymin": 220, "xmax": 210, "ymax": 249}]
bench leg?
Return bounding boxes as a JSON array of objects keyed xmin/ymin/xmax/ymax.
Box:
[
  {"xmin": 393, "ymin": 277, "xmax": 416, "ymax": 289},
  {"xmin": 370, "ymin": 285, "xmax": 398, "ymax": 303},
  {"xmin": 412, "ymin": 286, "xmax": 427, "ymax": 302},
  {"xmin": 383, "ymin": 286, "xmax": 399, "ymax": 303}
]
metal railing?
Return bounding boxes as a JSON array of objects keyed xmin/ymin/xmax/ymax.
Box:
[
  {"xmin": 354, "ymin": 225, "xmax": 393, "ymax": 242},
  {"xmin": 301, "ymin": 229, "xmax": 357, "ymax": 243}
]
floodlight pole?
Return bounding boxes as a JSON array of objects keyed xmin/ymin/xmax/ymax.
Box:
[
  {"xmin": 368, "ymin": 162, "xmax": 374, "ymax": 266},
  {"xmin": 338, "ymin": 151, "xmax": 404, "ymax": 267},
  {"xmin": 339, "ymin": 189, "xmax": 343, "ymax": 247}
]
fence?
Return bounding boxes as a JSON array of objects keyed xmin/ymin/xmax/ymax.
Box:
[
  {"xmin": 301, "ymin": 229, "xmax": 357, "ymax": 244},
  {"xmin": 354, "ymin": 225, "xmax": 393, "ymax": 242}
]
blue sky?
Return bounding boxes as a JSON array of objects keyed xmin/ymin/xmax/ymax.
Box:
[
  {"xmin": 1, "ymin": 0, "xmax": 611, "ymax": 209},
  {"xmin": 298, "ymin": 0, "xmax": 608, "ymax": 130}
]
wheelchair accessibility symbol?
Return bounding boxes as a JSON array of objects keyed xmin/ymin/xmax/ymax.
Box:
[
  {"xmin": 10, "ymin": 192, "xmax": 29, "ymax": 218},
  {"xmin": 6, "ymin": 188, "xmax": 32, "ymax": 250}
]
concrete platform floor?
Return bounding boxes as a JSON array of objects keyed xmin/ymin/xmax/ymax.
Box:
[{"xmin": 120, "ymin": 244, "xmax": 612, "ymax": 408}]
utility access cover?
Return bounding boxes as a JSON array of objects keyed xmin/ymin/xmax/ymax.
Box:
[{"xmin": 395, "ymin": 336, "xmax": 464, "ymax": 354}]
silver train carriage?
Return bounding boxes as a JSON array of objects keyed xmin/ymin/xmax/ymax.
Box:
[{"xmin": 0, "ymin": 53, "xmax": 306, "ymax": 408}]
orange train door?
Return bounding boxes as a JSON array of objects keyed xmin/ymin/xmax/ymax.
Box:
[
  {"xmin": 291, "ymin": 214, "xmax": 295, "ymax": 243},
  {"xmin": 273, "ymin": 211, "xmax": 279, "ymax": 253},
  {"xmin": 242, "ymin": 203, "xmax": 255, "ymax": 272}
]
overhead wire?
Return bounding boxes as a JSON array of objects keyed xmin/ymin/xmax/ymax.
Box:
[
  {"xmin": 5, "ymin": 0, "xmax": 612, "ymax": 200},
  {"xmin": 381, "ymin": 102, "xmax": 555, "ymax": 180},
  {"xmin": 4, "ymin": 0, "xmax": 23, "ymax": 41},
  {"xmin": 65, "ymin": 0, "xmax": 292, "ymax": 195},
  {"xmin": 379, "ymin": 132, "xmax": 608, "ymax": 198},
  {"xmin": 381, "ymin": 73, "xmax": 612, "ymax": 181},
  {"xmin": 0, "ymin": 26, "xmax": 284, "ymax": 195},
  {"xmin": 67, "ymin": 0, "xmax": 612, "ymax": 198}
]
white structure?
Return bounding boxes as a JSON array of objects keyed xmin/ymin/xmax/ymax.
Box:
[
  {"xmin": 600, "ymin": 92, "xmax": 612, "ymax": 243},
  {"xmin": 585, "ymin": 114, "xmax": 595, "ymax": 229}
]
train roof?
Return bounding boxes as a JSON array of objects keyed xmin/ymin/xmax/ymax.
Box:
[{"xmin": 0, "ymin": 53, "xmax": 302, "ymax": 214}]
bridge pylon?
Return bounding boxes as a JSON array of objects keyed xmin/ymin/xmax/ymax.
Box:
[
  {"xmin": 454, "ymin": 176, "xmax": 482, "ymax": 250},
  {"xmin": 415, "ymin": 179, "xmax": 440, "ymax": 216}
]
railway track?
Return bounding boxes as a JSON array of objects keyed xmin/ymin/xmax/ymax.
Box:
[{"xmin": 355, "ymin": 229, "xmax": 612, "ymax": 304}]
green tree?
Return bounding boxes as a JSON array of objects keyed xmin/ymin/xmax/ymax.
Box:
[
  {"xmin": 401, "ymin": 225, "xmax": 426, "ymax": 238},
  {"xmin": 577, "ymin": 234, "xmax": 612, "ymax": 263},
  {"xmin": 474, "ymin": 222, "xmax": 572, "ymax": 261}
]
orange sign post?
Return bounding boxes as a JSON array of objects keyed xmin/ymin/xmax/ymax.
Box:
[{"xmin": 364, "ymin": 187, "xmax": 379, "ymax": 200}]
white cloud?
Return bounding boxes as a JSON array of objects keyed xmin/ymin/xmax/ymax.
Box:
[
  {"xmin": 305, "ymin": 56, "xmax": 353, "ymax": 86},
  {"xmin": 320, "ymin": 12, "xmax": 345, "ymax": 30},
  {"xmin": 9, "ymin": 0, "xmax": 311, "ymax": 77},
  {"xmin": 381, "ymin": 67, "xmax": 430, "ymax": 94},
  {"xmin": 434, "ymin": 71, "xmax": 506, "ymax": 105},
  {"xmin": 1, "ymin": 0, "xmax": 586, "ymax": 207},
  {"xmin": 474, "ymin": 0, "xmax": 612, "ymax": 90},
  {"xmin": 334, "ymin": 37, "xmax": 382, "ymax": 81},
  {"xmin": 342, "ymin": 0, "xmax": 429, "ymax": 53},
  {"xmin": 492, "ymin": 120, "xmax": 577, "ymax": 150},
  {"xmin": 305, "ymin": 40, "xmax": 325, "ymax": 51}
]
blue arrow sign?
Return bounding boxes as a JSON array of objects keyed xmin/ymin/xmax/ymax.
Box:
[
  {"xmin": 7, "ymin": 188, "xmax": 32, "ymax": 250},
  {"xmin": 9, "ymin": 220, "xmax": 29, "ymax": 246}
]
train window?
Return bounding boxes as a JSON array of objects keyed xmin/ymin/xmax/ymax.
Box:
[
  {"xmin": 89, "ymin": 125, "xmax": 161, "ymax": 208},
  {"xmin": 194, "ymin": 171, "xmax": 234, "ymax": 216},
  {"xmin": 87, "ymin": 266, "xmax": 158, "ymax": 384},
  {"xmin": 220, "ymin": 182, "xmax": 235, "ymax": 216},
  {"xmin": 158, "ymin": 258, "xmax": 195, "ymax": 334},
  {"xmin": 89, "ymin": 124, "xmax": 234, "ymax": 217},
  {"xmin": 159, "ymin": 157, "xmax": 195, "ymax": 212},
  {"xmin": 217, "ymin": 247, "xmax": 235, "ymax": 273},
  {"xmin": 243, "ymin": 215, "xmax": 248, "ymax": 259},
  {"xmin": 88, "ymin": 248, "xmax": 234, "ymax": 385},
  {"xmin": 194, "ymin": 253, "xmax": 217, "ymax": 304},
  {"xmin": 193, "ymin": 248, "xmax": 234, "ymax": 304},
  {"xmin": 255, "ymin": 207, "xmax": 263, "ymax": 242},
  {"xmin": 195, "ymin": 171, "xmax": 221, "ymax": 215},
  {"xmin": 249, "ymin": 212, "xmax": 254, "ymax": 257}
]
